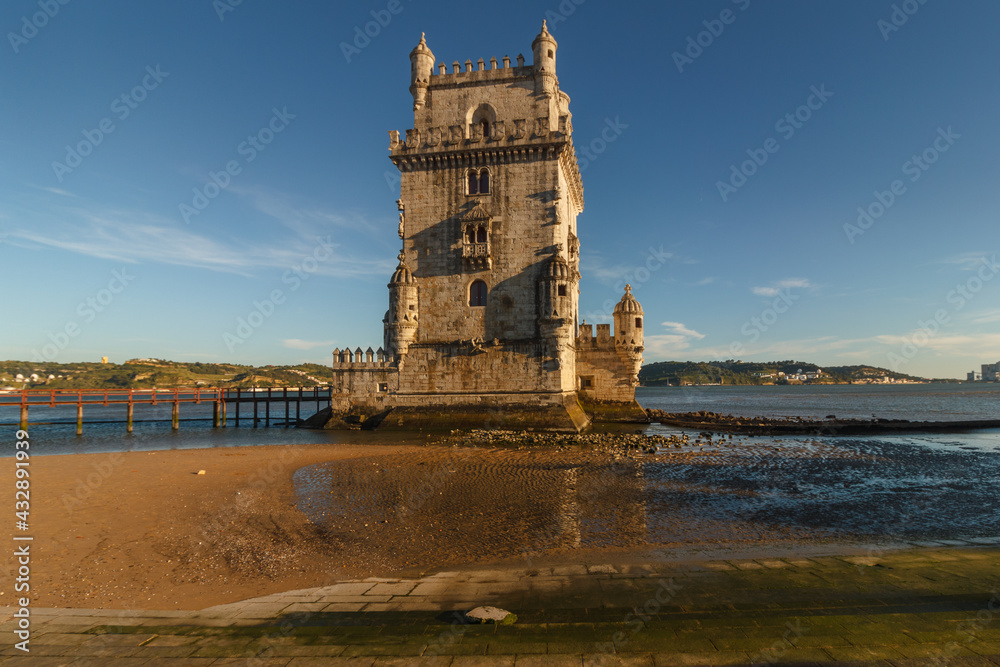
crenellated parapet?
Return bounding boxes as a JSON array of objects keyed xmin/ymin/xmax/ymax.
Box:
[
  {"xmin": 332, "ymin": 347, "xmax": 396, "ymax": 368},
  {"xmin": 576, "ymin": 323, "xmax": 615, "ymax": 350}
]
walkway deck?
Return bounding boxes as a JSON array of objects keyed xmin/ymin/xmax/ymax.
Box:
[{"xmin": 4, "ymin": 543, "xmax": 1000, "ymax": 665}]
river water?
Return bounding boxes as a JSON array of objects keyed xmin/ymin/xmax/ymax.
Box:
[
  {"xmin": 2, "ymin": 383, "xmax": 997, "ymax": 455},
  {"xmin": 7, "ymin": 384, "xmax": 999, "ymax": 559},
  {"xmin": 289, "ymin": 383, "xmax": 1000, "ymax": 562}
]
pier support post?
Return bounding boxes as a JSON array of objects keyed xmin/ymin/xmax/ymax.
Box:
[
  {"xmin": 76, "ymin": 404, "xmax": 83, "ymax": 436},
  {"xmin": 265, "ymin": 388, "xmax": 270, "ymax": 427},
  {"xmin": 220, "ymin": 399, "xmax": 227, "ymax": 428},
  {"xmin": 235, "ymin": 388, "xmax": 240, "ymax": 427},
  {"xmin": 126, "ymin": 403, "xmax": 134, "ymax": 434},
  {"xmin": 213, "ymin": 400, "xmax": 220, "ymax": 428},
  {"xmin": 284, "ymin": 388, "xmax": 289, "ymax": 428},
  {"xmin": 253, "ymin": 396, "xmax": 259, "ymax": 428},
  {"xmin": 172, "ymin": 402, "xmax": 180, "ymax": 430},
  {"xmin": 19, "ymin": 405, "xmax": 28, "ymax": 432}
]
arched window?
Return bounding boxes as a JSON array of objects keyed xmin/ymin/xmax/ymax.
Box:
[
  {"xmin": 469, "ymin": 280, "xmax": 487, "ymax": 307},
  {"xmin": 465, "ymin": 226, "xmax": 475, "ymax": 243},
  {"xmin": 476, "ymin": 226, "xmax": 487, "ymax": 243},
  {"xmin": 466, "ymin": 168, "xmax": 491, "ymax": 196}
]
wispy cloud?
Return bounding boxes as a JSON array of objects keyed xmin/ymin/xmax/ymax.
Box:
[
  {"xmin": 660, "ymin": 321, "xmax": 705, "ymax": 340},
  {"xmin": 752, "ymin": 278, "xmax": 813, "ymax": 297},
  {"xmin": 28, "ymin": 185, "xmax": 76, "ymax": 198},
  {"xmin": 643, "ymin": 321, "xmax": 707, "ymax": 358},
  {"xmin": 933, "ymin": 252, "xmax": 998, "ymax": 272},
  {"xmin": 282, "ymin": 339, "xmax": 337, "ymax": 350},
  {"xmin": 968, "ymin": 308, "xmax": 1000, "ymax": 325},
  {"xmin": 686, "ymin": 276, "xmax": 717, "ymax": 287},
  {"xmin": 229, "ymin": 185, "xmax": 379, "ymax": 236},
  {"xmin": 872, "ymin": 332, "xmax": 1000, "ymax": 357},
  {"xmin": 5, "ymin": 207, "xmax": 391, "ymax": 278},
  {"xmin": 644, "ymin": 334, "xmax": 696, "ymax": 359}
]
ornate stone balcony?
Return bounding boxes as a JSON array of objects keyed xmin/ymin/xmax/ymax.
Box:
[{"xmin": 463, "ymin": 242, "xmax": 491, "ymax": 270}]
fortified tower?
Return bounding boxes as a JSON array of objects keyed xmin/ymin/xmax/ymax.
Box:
[{"xmin": 328, "ymin": 24, "xmax": 645, "ymax": 431}]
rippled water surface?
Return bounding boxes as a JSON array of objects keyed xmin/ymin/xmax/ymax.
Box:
[
  {"xmin": 293, "ymin": 431, "xmax": 1000, "ymax": 569},
  {"xmin": 637, "ymin": 382, "xmax": 1000, "ymax": 421},
  {"xmin": 7, "ymin": 383, "xmax": 997, "ymax": 455}
]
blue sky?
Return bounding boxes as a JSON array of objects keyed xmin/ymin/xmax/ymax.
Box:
[{"xmin": 2, "ymin": 0, "xmax": 998, "ymax": 379}]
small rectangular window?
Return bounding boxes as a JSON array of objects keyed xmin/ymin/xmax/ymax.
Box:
[
  {"xmin": 377, "ymin": 383, "xmax": 388, "ymax": 392},
  {"xmin": 558, "ymin": 285, "xmax": 567, "ymax": 297},
  {"xmin": 635, "ymin": 317, "xmax": 642, "ymax": 329}
]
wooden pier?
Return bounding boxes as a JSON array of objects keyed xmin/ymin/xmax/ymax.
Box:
[{"xmin": 0, "ymin": 387, "xmax": 331, "ymax": 434}]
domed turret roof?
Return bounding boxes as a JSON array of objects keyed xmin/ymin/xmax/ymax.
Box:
[
  {"xmin": 613, "ymin": 284, "xmax": 643, "ymax": 315},
  {"xmin": 543, "ymin": 253, "xmax": 570, "ymax": 280},
  {"xmin": 389, "ymin": 250, "xmax": 414, "ymax": 285},
  {"xmin": 533, "ymin": 20, "xmax": 556, "ymax": 47},
  {"xmin": 410, "ymin": 32, "xmax": 433, "ymax": 58}
]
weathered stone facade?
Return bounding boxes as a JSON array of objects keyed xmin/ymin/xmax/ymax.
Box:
[{"xmin": 329, "ymin": 23, "xmax": 644, "ymax": 431}]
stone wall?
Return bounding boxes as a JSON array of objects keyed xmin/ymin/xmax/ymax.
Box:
[
  {"xmin": 575, "ymin": 324, "xmax": 637, "ymax": 403},
  {"xmin": 395, "ymin": 341, "xmax": 563, "ymax": 396}
]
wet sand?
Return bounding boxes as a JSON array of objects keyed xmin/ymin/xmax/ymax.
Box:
[
  {"xmin": 8, "ymin": 433, "xmax": 998, "ymax": 611},
  {"xmin": 2, "ymin": 443, "xmax": 423, "ymax": 611}
]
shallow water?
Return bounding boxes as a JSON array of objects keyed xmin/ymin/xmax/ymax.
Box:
[
  {"xmin": 292, "ymin": 431, "xmax": 1000, "ymax": 570},
  {"xmin": 6, "ymin": 383, "xmax": 997, "ymax": 456},
  {"xmin": 639, "ymin": 382, "xmax": 1000, "ymax": 421}
]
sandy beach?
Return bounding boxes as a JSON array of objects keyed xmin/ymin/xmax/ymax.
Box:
[
  {"xmin": 2, "ymin": 443, "xmax": 425, "ymax": 611},
  {"xmin": 7, "ymin": 431, "xmax": 996, "ymax": 613}
]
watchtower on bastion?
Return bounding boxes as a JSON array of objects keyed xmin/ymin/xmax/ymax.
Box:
[{"xmin": 327, "ymin": 23, "xmax": 645, "ymax": 432}]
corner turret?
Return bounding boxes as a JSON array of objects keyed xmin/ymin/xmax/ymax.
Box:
[
  {"xmin": 384, "ymin": 250, "xmax": 419, "ymax": 356},
  {"xmin": 539, "ymin": 251, "xmax": 573, "ymax": 327},
  {"xmin": 613, "ymin": 284, "xmax": 644, "ymax": 386},
  {"xmin": 409, "ymin": 33, "xmax": 434, "ymax": 112},
  {"xmin": 531, "ymin": 20, "xmax": 557, "ymax": 97}
]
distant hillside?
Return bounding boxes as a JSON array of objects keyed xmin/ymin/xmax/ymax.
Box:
[
  {"xmin": 0, "ymin": 359, "xmax": 331, "ymax": 390},
  {"xmin": 639, "ymin": 360, "xmax": 927, "ymax": 386}
]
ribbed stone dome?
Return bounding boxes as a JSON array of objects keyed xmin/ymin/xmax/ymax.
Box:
[
  {"xmin": 389, "ymin": 251, "xmax": 414, "ymax": 285},
  {"xmin": 613, "ymin": 284, "xmax": 643, "ymax": 315},
  {"xmin": 543, "ymin": 254, "xmax": 570, "ymax": 280}
]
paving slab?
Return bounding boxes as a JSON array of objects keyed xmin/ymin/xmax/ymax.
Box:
[{"xmin": 3, "ymin": 545, "xmax": 1000, "ymax": 664}]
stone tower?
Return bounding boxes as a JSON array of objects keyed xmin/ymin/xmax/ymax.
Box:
[
  {"xmin": 613, "ymin": 284, "xmax": 644, "ymax": 386},
  {"xmin": 329, "ymin": 24, "xmax": 646, "ymax": 431},
  {"xmin": 383, "ymin": 251, "xmax": 418, "ymax": 357}
]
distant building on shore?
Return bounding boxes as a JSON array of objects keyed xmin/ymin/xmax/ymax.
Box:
[
  {"xmin": 324, "ymin": 24, "xmax": 645, "ymax": 432},
  {"xmin": 975, "ymin": 362, "xmax": 999, "ymax": 382}
]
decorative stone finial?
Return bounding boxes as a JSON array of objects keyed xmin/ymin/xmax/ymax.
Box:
[
  {"xmin": 397, "ymin": 249, "xmax": 406, "ymax": 265},
  {"xmin": 625, "ymin": 284, "xmax": 632, "ymax": 294}
]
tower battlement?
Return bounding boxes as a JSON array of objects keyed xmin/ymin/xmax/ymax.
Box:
[{"xmin": 427, "ymin": 58, "xmax": 532, "ymax": 84}]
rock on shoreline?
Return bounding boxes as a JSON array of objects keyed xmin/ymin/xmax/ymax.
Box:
[{"xmin": 645, "ymin": 409, "xmax": 1000, "ymax": 435}]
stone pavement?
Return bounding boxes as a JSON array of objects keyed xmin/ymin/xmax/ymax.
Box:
[{"xmin": 4, "ymin": 540, "xmax": 1000, "ymax": 666}]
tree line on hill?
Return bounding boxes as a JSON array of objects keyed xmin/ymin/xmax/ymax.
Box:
[
  {"xmin": 2, "ymin": 358, "xmax": 933, "ymax": 391},
  {"xmin": 0, "ymin": 359, "xmax": 331, "ymax": 390},
  {"xmin": 638, "ymin": 360, "xmax": 928, "ymax": 386}
]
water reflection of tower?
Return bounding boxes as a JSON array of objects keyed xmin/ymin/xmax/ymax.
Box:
[
  {"xmin": 577, "ymin": 460, "xmax": 648, "ymax": 545},
  {"xmin": 553, "ymin": 467, "xmax": 581, "ymax": 549}
]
